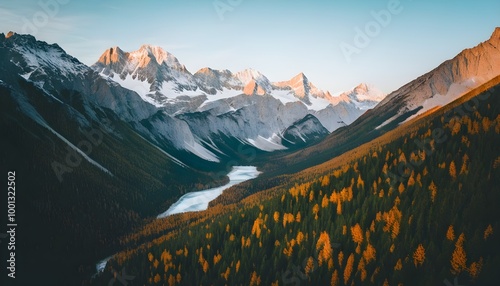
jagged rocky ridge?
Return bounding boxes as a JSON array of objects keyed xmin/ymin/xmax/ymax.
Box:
[{"xmin": 91, "ymin": 44, "xmax": 386, "ymax": 156}]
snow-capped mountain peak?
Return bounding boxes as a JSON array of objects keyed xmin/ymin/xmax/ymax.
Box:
[
  {"xmin": 132, "ymin": 44, "xmax": 185, "ymax": 69},
  {"xmin": 92, "ymin": 44, "xmax": 200, "ymax": 102},
  {"xmin": 194, "ymin": 67, "xmax": 236, "ymax": 85},
  {"xmin": 96, "ymin": 46, "xmax": 126, "ymax": 65},
  {"xmin": 192, "ymin": 67, "xmax": 243, "ymax": 95},
  {"xmin": 234, "ymin": 68, "xmax": 272, "ymax": 94},
  {"xmin": 285, "ymin": 72, "xmax": 310, "ymax": 98},
  {"xmin": 1, "ymin": 32, "xmax": 87, "ymax": 86},
  {"xmin": 243, "ymin": 79, "xmax": 268, "ymax": 95},
  {"xmin": 349, "ymin": 83, "xmax": 386, "ymax": 102},
  {"xmin": 96, "ymin": 44, "xmax": 187, "ymax": 72},
  {"xmin": 332, "ymin": 83, "xmax": 386, "ymax": 110},
  {"xmin": 234, "ymin": 68, "xmax": 268, "ymax": 85},
  {"xmin": 90, "ymin": 44, "xmax": 387, "ymax": 134},
  {"xmin": 196, "ymin": 67, "xmax": 219, "ymax": 76},
  {"xmin": 272, "ymin": 72, "xmax": 331, "ymax": 106},
  {"xmin": 92, "ymin": 43, "xmax": 386, "ymax": 113}
]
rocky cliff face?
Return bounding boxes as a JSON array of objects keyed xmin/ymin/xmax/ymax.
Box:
[
  {"xmin": 282, "ymin": 114, "xmax": 330, "ymax": 146},
  {"xmin": 193, "ymin": 68, "xmax": 240, "ymax": 94},
  {"xmin": 376, "ymin": 27, "xmax": 500, "ymax": 123},
  {"xmin": 243, "ymin": 79, "xmax": 268, "ymax": 96}
]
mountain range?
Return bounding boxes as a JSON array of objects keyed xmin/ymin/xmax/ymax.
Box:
[
  {"xmin": 92, "ymin": 43, "xmax": 385, "ymax": 153},
  {"xmin": 0, "ymin": 27, "xmax": 499, "ymax": 285}
]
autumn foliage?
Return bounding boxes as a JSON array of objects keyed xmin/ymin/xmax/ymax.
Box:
[{"xmin": 94, "ymin": 82, "xmax": 500, "ymax": 286}]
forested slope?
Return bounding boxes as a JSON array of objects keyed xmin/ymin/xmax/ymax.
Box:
[{"xmin": 94, "ymin": 81, "xmax": 500, "ymax": 285}]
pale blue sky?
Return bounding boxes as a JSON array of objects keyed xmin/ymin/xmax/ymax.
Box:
[{"xmin": 1, "ymin": 0, "xmax": 499, "ymax": 94}]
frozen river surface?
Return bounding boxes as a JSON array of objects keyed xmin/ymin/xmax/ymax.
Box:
[{"xmin": 157, "ymin": 166, "xmax": 260, "ymax": 218}]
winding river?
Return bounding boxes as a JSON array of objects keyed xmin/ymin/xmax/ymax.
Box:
[
  {"xmin": 157, "ymin": 166, "xmax": 260, "ymax": 218},
  {"xmin": 96, "ymin": 166, "xmax": 260, "ymax": 273}
]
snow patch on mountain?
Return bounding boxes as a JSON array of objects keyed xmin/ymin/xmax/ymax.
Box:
[
  {"xmin": 402, "ymin": 78, "xmax": 478, "ymax": 124},
  {"xmin": 21, "ymin": 70, "xmax": 35, "ymax": 80},
  {"xmin": 199, "ymin": 138, "xmax": 226, "ymax": 156},
  {"xmin": 271, "ymin": 90, "xmax": 299, "ymax": 105},
  {"xmin": 159, "ymin": 81, "xmax": 204, "ymax": 97},
  {"xmin": 14, "ymin": 44, "xmax": 86, "ymax": 78},
  {"xmin": 101, "ymin": 72, "xmax": 162, "ymax": 106},
  {"xmin": 308, "ymin": 94, "xmax": 332, "ymax": 111},
  {"xmin": 184, "ymin": 141, "xmax": 220, "ymax": 162},
  {"xmin": 247, "ymin": 134, "xmax": 287, "ymax": 152},
  {"xmin": 198, "ymin": 88, "xmax": 244, "ymax": 107}
]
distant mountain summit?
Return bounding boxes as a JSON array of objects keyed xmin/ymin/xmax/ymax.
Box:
[
  {"xmin": 273, "ymin": 72, "xmax": 335, "ymax": 105},
  {"xmin": 193, "ymin": 67, "xmax": 240, "ymax": 94},
  {"xmin": 92, "ymin": 45, "xmax": 385, "ymax": 114},
  {"xmin": 332, "ymin": 83, "xmax": 386, "ymax": 110},
  {"xmin": 93, "ymin": 44, "xmax": 199, "ymax": 104},
  {"xmin": 349, "ymin": 83, "xmax": 386, "ymax": 102}
]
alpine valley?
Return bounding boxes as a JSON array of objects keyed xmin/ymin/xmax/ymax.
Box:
[{"xmin": 0, "ymin": 27, "xmax": 499, "ymax": 285}]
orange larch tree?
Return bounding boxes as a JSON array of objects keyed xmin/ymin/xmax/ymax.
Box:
[
  {"xmin": 343, "ymin": 253, "xmax": 355, "ymax": 285},
  {"xmin": 446, "ymin": 225, "xmax": 455, "ymax": 241},
  {"xmin": 451, "ymin": 233, "xmax": 467, "ymax": 275},
  {"xmin": 413, "ymin": 244, "xmax": 426, "ymax": 267}
]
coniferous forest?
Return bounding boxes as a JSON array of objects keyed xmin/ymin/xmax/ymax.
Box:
[{"xmin": 93, "ymin": 76, "xmax": 500, "ymax": 285}]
